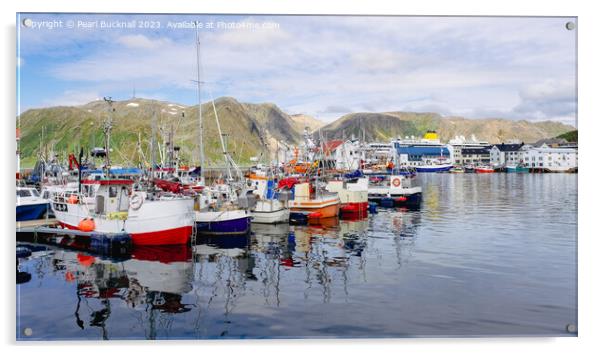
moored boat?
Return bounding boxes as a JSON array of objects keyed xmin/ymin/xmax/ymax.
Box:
[
  {"xmin": 505, "ymin": 164, "xmax": 529, "ymax": 173},
  {"xmin": 450, "ymin": 166, "xmax": 465, "ymax": 173},
  {"xmin": 247, "ymin": 171, "xmax": 289, "ymax": 224},
  {"xmin": 415, "ymin": 163, "xmax": 453, "ymax": 173},
  {"xmin": 326, "ymin": 177, "xmax": 369, "ymax": 216},
  {"xmin": 288, "ymin": 182, "xmax": 340, "ymax": 219},
  {"xmin": 368, "ymin": 174, "xmax": 422, "ymax": 208},
  {"xmin": 17, "ymin": 186, "xmax": 51, "ymax": 221},
  {"xmin": 475, "ymin": 165, "xmax": 495, "ymax": 173},
  {"xmin": 195, "ymin": 207, "xmax": 252, "ymax": 235},
  {"xmin": 51, "ymin": 179, "xmax": 195, "ymax": 246}
]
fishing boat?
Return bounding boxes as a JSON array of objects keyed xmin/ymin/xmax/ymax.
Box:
[
  {"xmin": 51, "ymin": 179, "xmax": 195, "ymax": 245},
  {"xmin": 415, "ymin": 163, "xmax": 453, "ymax": 173},
  {"xmin": 450, "ymin": 166, "xmax": 465, "ymax": 173},
  {"xmin": 464, "ymin": 164, "xmax": 476, "ymax": 173},
  {"xmin": 190, "ymin": 28, "xmax": 252, "ymax": 236},
  {"xmin": 475, "ymin": 165, "xmax": 495, "ymax": 173},
  {"xmin": 17, "ymin": 186, "xmax": 51, "ymax": 221},
  {"xmin": 247, "ymin": 174, "xmax": 289, "ymax": 224},
  {"xmin": 368, "ymin": 174, "xmax": 422, "ymax": 208},
  {"xmin": 505, "ymin": 164, "xmax": 529, "ymax": 173},
  {"xmin": 288, "ymin": 182, "xmax": 340, "ymax": 220},
  {"xmin": 326, "ymin": 177, "xmax": 369, "ymax": 216},
  {"xmin": 193, "ymin": 182, "xmax": 252, "ymax": 235}
]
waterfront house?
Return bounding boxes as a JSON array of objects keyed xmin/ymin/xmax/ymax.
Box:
[
  {"xmin": 489, "ymin": 143, "xmax": 524, "ymax": 167},
  {"xmin": 449, "ymin": 135, "xmax": 491, "ymax": 165},
  {"xmin": 521, "ymin": 143, "xmax": 577, "ymax": 172},
  {"xmin": 324, "ymin": 139, "xmax": 362, "ymax": 170}
]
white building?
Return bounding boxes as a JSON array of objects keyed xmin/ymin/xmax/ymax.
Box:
[
  {"xmin": 324, "ymin": 139, "xmax": 362, "ymax": 170},
  {"xmin": 521, "ymin": 144, "xmax": 578, "ymax": 172},
  {"xmin": 490, "ymin": 143, "xmax": 524, "ymax": 167},
  {"xmin": 448, "ymin": 135, "xmax": 490, "ymax": 165}
]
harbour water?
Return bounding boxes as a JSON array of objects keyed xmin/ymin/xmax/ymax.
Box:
[{"xmin": 16, "ymin": 173, "xmax": 577, "ymax": 339}]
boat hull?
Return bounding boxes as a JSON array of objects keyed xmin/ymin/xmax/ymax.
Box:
[
  {"xmin": 195, "ymin": 210, "xmax": 251, "ymax": 235},
  {"xmin": 16, "ymin": 203, "xmax": 49, "ymax": 221},
  {"xmin": 251, "ymin": 208, "xmax": 290, "ymax": 224},
  {"xmin": 369, "ymin": 192, "xmax": 422, "ymax": 208},
  {"xmin": 289, "ymin": 202, "xmax": 340, "ymax": 219},
  {"xmin": 506, "ymin": 166, "xmax": 529, "ymax": 173},
  {"xmin": 52, "ymin": 197, "xmax": 194, "ymax": 246},
  {"xmin": 340, "ymin": 201, "xmax": 369, "ymax": 215},
  {"xmin": 415, "ymin": 165, "xmax": 453, "ymax": 173},
  {"xmin": 476, "ymin": 168, "xmax": 494, "ymax": 173}
]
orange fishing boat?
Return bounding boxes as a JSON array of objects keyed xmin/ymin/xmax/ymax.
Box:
[{"xmin": 288, "ymin": 182, "xmax": 340, "ymax": 219}]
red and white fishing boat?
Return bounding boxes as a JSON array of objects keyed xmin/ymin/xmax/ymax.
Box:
[
  {"xmin": 51, "ymin": 179, "xmax": 194, "ymax": 246},
  {"xmin": 326, "ymin": 177, "xmax": 369, "ymax": 215},
  {"xmin": 475, "ymin": 165, "xmax": 495, "ymax": 173},
  {"xmin": 288, "ymin": 182, "xmax": 340, "ymax": 219}
]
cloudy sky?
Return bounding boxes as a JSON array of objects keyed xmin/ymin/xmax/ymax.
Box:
[{"xmin": 17, "ymin": 13, "xmax": 577, "ymax": 126}]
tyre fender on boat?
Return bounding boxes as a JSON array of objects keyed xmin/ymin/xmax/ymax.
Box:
[{"xmin": 130, "ymin": 193, "xmax": 143, "ymax": 210}]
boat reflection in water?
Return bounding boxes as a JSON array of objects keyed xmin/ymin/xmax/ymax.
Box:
[
  {"xmin": 17, "ymin": 212, "xmax": 384, "ymax": 339},
  {"xmin": 17, "ymin": 174, "xmax": 577, "ymax": 339}
]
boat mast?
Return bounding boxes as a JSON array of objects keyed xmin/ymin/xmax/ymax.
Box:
[
  {"xmin": 102, "ymin": 97, "xmax": 114, "ymax": 175},
  {"xmin": 150, "ymin": 109, "xmax": 157, "ymax": 185},
  {"xmin": 209, "ymin": 96, "xmax": 233, "ymax": 182},
  {"xmin": 195, "ymin": 21, "xmax": 205, "ymax": 183}
]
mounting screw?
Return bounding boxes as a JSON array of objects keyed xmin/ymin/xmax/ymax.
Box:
[
  {"xmin": 566, "ymin": 324, "xmax": 577, "ymax": 333},
  {"xmin": 23, "ymin": 327, "xmax": 33, "ymax": 336},
  {"xmin": 565, "ymin": 21, "xmax": 575, "ymax": 31}
]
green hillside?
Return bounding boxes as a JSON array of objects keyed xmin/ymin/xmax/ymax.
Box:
[
  {"xmin": 18, "ymin": 97, "xmax": 303, "ymax": 168},
  {"xmin": 556, "ymin": 130, "xmax": 578, "ymax": 142}
]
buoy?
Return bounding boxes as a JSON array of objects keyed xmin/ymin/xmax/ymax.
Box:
[
  {"xmin": 77, "ymin": 253, "xmax": 95, "ymax": 267},
  {"xmin": 308, "ymin": 212, "xmax": 322, "ymax": 219},
  {"xmin": 65, "ymin": 271, "xmax": 75, "ymax": 282},
  {"xmin": 77, "ymin": 218, "xmax": 95, "ymax": 232},
  {"xmin": 67, "ymin": 194, "xmax": 79, "ymax": 204},
  {"xmin": 392, "ymin": 178, "xmax": 401, "ymax": 187}
]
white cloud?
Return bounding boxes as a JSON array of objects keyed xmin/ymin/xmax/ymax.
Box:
[
  {"xmin": 116, "ymin": 34, "xmax": 171, "ymax": 50},
  {"xmin": 43, "ymin": 90, "xmax": 101, "ymax": 107},
  {"xmin": 25, "ymin": 15, "xmax": 576, "ymax": 125},
  {"xmin": 513, "ymin": 79, "xmax": 576, "ymax": 120}
]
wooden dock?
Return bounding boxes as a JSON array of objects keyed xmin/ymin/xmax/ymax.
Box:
[
  {"xmin": 16, "ymin": 218, "xmax": 127, "ymax": 239},
  {"xmin": 16, "ymin": 218, "xmax": 58, "ymax": 231}
]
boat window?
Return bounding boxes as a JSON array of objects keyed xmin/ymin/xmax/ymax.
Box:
[
  {"xmin": 109, "ymin": 186, "xmax": 118, "ymax": 198},
  {"xmin": 17, "ymin": 189, "xmax": 31, "ymax": 197},
  {"xmin": 30, "ymin": 189, "xmax": 40, "ymax": 197}
]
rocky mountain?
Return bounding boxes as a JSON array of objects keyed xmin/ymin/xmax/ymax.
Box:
[
  {"xmin": 17, "ymin": 97, "xmax": 303, "ymax": 168},
  {"xmin": 289, "ymin": 114, "xmax": 325, "ymax": 133},
  {"xmin": 17, "ymin": 98, "xmax": 575, "ymax": 168},
  {"xmin": 316, "ymin": 111, "xmax": 574, "ymax": 144}
]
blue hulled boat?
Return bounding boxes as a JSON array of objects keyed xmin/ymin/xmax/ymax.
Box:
[{"xmin": 17, "ymin": 187, "xmax": 50, "ymax": 221}]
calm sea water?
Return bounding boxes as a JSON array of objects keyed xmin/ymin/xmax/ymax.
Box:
[{"xmin": 16, "ymin": 173, "xmax": 577, "ymax": 340}]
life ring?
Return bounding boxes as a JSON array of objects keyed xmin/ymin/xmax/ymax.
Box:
[
  {"xmin": 130, "ymin": 193, "xmax": 143, "ymax": 210},
  {"xmin": 392, "ymin": 178, "xmax": 401, "ymax": 187}
]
